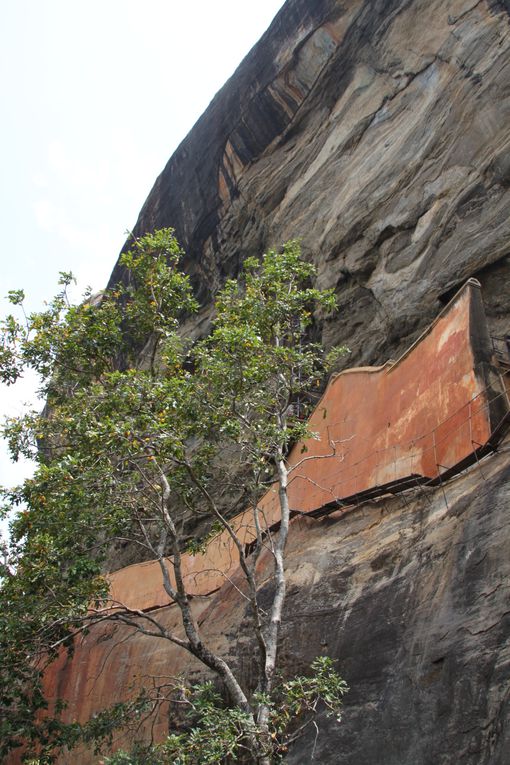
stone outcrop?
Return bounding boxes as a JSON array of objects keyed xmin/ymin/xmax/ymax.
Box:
[
  {"xmin": 38, "ymin": 276, "xmax": 510, "ymax": 765},
  {"xmin": 105, "ymin": 281, "xmax": 507, "ymax": 612},
  {"xmin": 45, "ymin": 447, "xmax": 510, "ymax": 765},
  {"xmin": 110, "ymin": 0, "xmax": 510, "ymax": 365},
  {"xmin": 284, "ymin": 446, "xmax": 510, "ymax": 764},
  {"xmin": 35, "ymin": 1, "xmax": 510, "ymax": 763}
]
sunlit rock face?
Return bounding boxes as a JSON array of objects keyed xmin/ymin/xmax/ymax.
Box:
[{"xmin": 110, "ymin": 0, "xmax": 510, "ymax": 364}]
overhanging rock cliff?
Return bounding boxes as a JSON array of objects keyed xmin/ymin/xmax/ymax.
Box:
[
  {"xmin": 38, "ymin": 1, "xmax": 510, "ymax": 763},
  {"xmin": 111, "ymin": 0, "xmax": 510, "ymax": 364}
]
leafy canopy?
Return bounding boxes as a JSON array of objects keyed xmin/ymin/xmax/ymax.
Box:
[
  {"xmin": 0, "ymin": 231, "xmax": 348, "ymax": 763},
  {"xmin": 104, "ymin": 658, "xmax": 348, "ymax": 765}
]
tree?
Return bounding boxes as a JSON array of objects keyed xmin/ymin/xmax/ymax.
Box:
[{"xmin": 0, "ymin": 230, "xmax": 348, "ymax": 764}]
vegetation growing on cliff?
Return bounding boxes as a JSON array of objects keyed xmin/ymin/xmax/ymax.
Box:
[{"xmin": 0, "ymin": 229, "xmax": 347, "ymax": 764}]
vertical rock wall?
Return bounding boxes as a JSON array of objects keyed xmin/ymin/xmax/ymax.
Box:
[
  {"xmin": 110, "ymin": 0, "xmax": 510, "ymax": 365},
  {"xmin": 39, "ymin": 2, "xmax": 510, "ymax": 762},
  {"xmin": 43, "ymin": 450, "xmax": 510, "ymax": 765},
  {"xmin": 37, "ymin": 284, "xmax": 510, "ymax": 764}
]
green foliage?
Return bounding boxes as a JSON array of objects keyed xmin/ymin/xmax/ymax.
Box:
[
  {"xmin": 0, "ymin": 228, "xmax": 195, "ymax": 761},
  {"xmin": 0, "ymin": 231, "xmax": 348, "ymax": 763},
  {"xmin": 274, "ymin": 656, "xmax": 349, "ymax": 731},
  {"xmin": 0, "ymin": 227, "xmax": 196, "ymax": 395},
  {"xmin": 194, "ymin": 242, "xmax": 340, "ymax": 451},
  {"xmin": 104, "ymin": 659, "xmax": 348, "ymax": 764}
]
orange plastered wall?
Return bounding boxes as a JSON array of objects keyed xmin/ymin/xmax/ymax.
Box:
[{"xmin": 108, "ymin": 281, "xmax": 497, "ymax": 611}]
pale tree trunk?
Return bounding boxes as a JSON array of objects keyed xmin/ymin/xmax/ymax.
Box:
[
  {"xmin": 155, "ymin": 419, "xmax": 293, "ymax": 764},
  {"xmin": 256, "ymin": 437, "xmax": 291, "ymax": 765},
  {"xmin": 157, "ymin": 468, "xmax": 256, "ymax": 718}
]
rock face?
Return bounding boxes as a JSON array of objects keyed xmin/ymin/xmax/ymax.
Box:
[
  {"xmin": 42, "ymin": 1, "xmax": 510, "ymax": 763},
  {"xmin": 283, "ymin": 448, "xmax": 510, "ymax": 765},
  {"xmin": 103, "ymin": 281, "xmax": 506, "ymax": 614},
  {"xmin": 46, "ymin": 449, "xmax": 510, "ymax": 765},
  {"xmin": 110, "ymin": 0, "xmax": 510, "ymax": 365},
  {"xmin": 37, "ymin": 281, "xmax": 510, "ymax": 765}
]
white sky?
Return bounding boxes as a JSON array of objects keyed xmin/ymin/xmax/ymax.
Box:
[{"xmin": 0, "ymin": 1, "xmax": 285, "ymax": 506}]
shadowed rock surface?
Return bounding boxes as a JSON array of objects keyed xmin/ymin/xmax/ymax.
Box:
[
  {"xmin": 110, "ymin": 0, "xmax": 510, "ymax": 365},
  {"xmin": 46, "ymin": 1, "xmax": 510, "ymax": 762},
  {"xmin": 48, "ymin": 449, "xmax": 510, "ymax": 765},
  {"xmin": 280, "ymin": 448, "xmax": 510, "ymax": 764}
]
